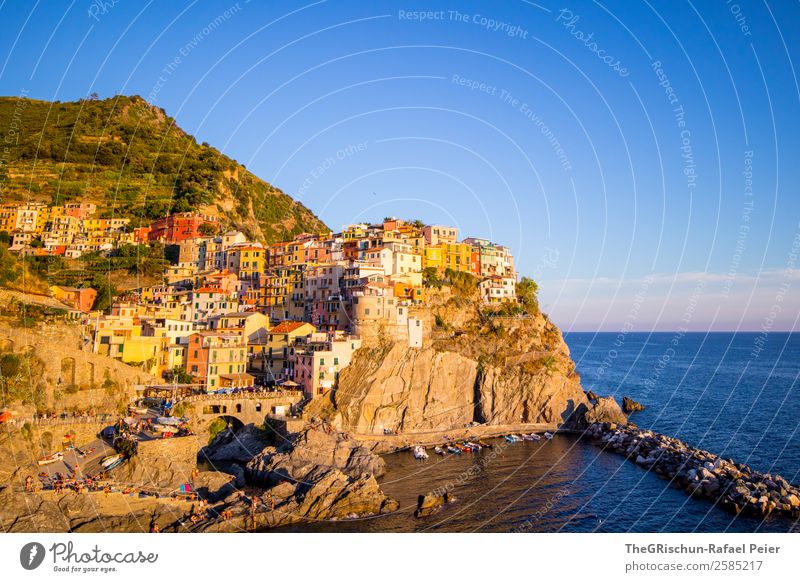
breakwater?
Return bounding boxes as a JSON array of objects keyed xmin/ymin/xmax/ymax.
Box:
[{"xmin": 585, "ymin": 423, "xmax": 800, "ymax": 518}]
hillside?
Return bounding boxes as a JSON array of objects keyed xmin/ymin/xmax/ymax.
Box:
[{"xmin": 0, "ymin": 94, "xmax": 326, "ymax": 242}]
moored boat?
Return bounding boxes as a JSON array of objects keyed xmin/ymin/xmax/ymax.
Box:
[
  {"xmin": 434, "ymin": 446, "xmax": 445, "ymax": 455},
  {"xmin": 447, "ymin": 445, "xmax": 462, "ymax": 454},
  {"xmin": 101, "ymin": 453, "xmax": 123, "ymax": 469},
  {"xmin": 37, "ymin": 452, "xmax": 64, "ymax": 466},
  {"xmin": 522, "ymin": 433, "xmax": 541, "ymax": 441},
  {"xmin": 412, "ymin": 446, "xmax": 429, "ymax": 460},
  {"xmin": 544, "ymin": 432, "xmax": 554, "ymax": 440}
]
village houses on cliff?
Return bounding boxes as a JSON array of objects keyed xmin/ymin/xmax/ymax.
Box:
[{"xmin": 2, "ymin": 206, "xmax": 519, "ymax": 400}]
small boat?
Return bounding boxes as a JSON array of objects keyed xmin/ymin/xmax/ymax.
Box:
[
  {"xmin": 434, "ymin": 446, "xmax": 445, "ymax": 455},
  {"xmin": 101, "ymin": 454, "xmax": 123, "ymax": 469},
  {"xmin": 102, "ymin": 456, "xmax": 125, "ymax": 471},
  {"xmin": 412, "ymin": 446, "xmax": 429, "ymax": 460},
  {"xmin": 544, "ymin": 432, "xmax": 554, "ymax": 440},
  {"xmin": 522, "ymin": 433, "xmax": 541, "ymax": 441},
  {"xmin": 504, "ymin": 435, "xmax": 521, "ymax": 443},
  {"xmin": 447, "ymin": 445, "xmax": 462, "ymax": 454},
  {"xmin": 156, "ymin": 416, "xmax": 182, "ymax": 426},
  {"xmin": 38, "ymin": 452, "xmax": 64, "ymax": 466},
  {"xmin": 151, "ymin": 424, "xmax": 176, "ymax": 433},
  {"xmin": 464, "ymin": 442, "xmax": 481, "ymax": 450},
  {"xmin": 477, "ymin": 440, "xmax": 492, "ymax": 448}
]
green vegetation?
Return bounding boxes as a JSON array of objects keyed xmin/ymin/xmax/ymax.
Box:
[
  {"xmin": 0, "ymin": 245, "xmax": 19, "ymax": 287},
  {"xmin": 0, "ymin": 349, "xmax": 47, "ymax": 411},
  {"xmin": 424, "ymin": 267, "xmax": 478, "ymax": 296},
  {"xmin": 0, "ymin": 94, "xmax": 327, "ymax": 242},
  {"xmin": 517, "ymin": 277, "xmax": 539, "ymax": 313},
  {"xmin": 114, "ymin": 437, "xmax": 139, "ymax": 458},
  {"xmin": 165, "ymin": 366, "xmax": 193, "ymax": 384},
  {"xmin": 207, "ymin": 417, "xmax": 227, "ymax": 445}
]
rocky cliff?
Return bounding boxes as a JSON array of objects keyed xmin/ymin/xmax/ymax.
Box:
[{"xmin": 311, "ymin": 287, "xmax": 622, "ymax": 434}]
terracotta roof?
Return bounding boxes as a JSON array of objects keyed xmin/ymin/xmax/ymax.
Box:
[{"xmin": 270, "ymin": 321, "xmax": 312, "ymax": 334}]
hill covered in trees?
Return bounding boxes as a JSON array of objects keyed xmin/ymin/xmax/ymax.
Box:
[{"xmin": 0, "ymin": 94, "xmax": 326, "ymax": 242}]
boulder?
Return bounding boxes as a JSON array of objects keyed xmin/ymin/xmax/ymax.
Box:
[
  {"xmin": 415, "ymin": 492, "xmax": 456, "ymax": 518},
  {"xmin": 622, "ymin": 396, "xmax": 645, "ymax": 413},
  {"xmin": 246, "ymin": 427, "xmax": 385, "ymax": 487},
  {"xmin": 199, "ymin": 425, "xmax": 271, "ymax": 464},
  {"xmin": 583, "ymin": 396, "xmax": 628, "ymax": 425}
]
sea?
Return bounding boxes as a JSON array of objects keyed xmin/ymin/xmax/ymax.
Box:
[{"xmin": 278, "ymin": 332, "xmax": 800, "ymax": 533}]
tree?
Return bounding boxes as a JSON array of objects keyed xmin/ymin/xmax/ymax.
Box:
[
  {"xmin": 517, "ymin": 277, "xmax": 539, "ymax": 312},
  {"xmin": 0, "ymin": 244, "xmax": 19, "ymax": 285},
  {"xmin": 165, "ymin": 367, "xmax": 193, "ymax": 384},
  {"xmin": 90, "ymin": 274, "xmax": 118, "ymax": 312},
  {"xmin": 198, "ymin": 222, "xmax": 218, "ymax": 236}
]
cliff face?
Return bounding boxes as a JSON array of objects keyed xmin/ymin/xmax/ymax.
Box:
[
  {"xmin": 332, "ymin": 344, "xmax": 479, "ymax": 433},
  {"xmin": 316, "ymin": 287, "xmax": 610, "ymax": 434}
]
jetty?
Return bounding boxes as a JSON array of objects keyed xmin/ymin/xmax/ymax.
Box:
[{"xmin": 585, "ymin": 422, "xmax": 800, "ymax": 518}]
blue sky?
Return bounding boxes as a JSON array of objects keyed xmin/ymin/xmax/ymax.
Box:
[{"xmin": 1, "ymin": 0, "xmax": 798, "ymax": 331}]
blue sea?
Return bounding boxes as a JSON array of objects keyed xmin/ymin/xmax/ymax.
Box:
[{"xmin": 279, "ymin": 332, "xmax": 800, "ymax": 533}]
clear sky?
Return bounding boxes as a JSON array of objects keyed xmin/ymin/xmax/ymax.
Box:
[{"xmin": 0, "ymin": 0, "xmax": 798, "ymax": 331}]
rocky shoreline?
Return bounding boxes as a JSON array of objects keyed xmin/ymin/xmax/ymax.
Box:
[{"xmin": 585, "ymin": 422, "xmax": 800, "ymax": 518}]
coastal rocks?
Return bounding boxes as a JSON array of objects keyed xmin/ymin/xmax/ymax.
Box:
[
  {"xmin": 199, "ymin": 467, "xmax": 398, "ymax": 532},
  {"xmin": 199, "ymin": 425, "xmax": 271, "ymax": 464},
  {"xmin": 117, "ymin": 437, "xmax": 197, "ymax": 491},
  {"xmin": 295, "ymin": 469, "xmax": 398, "ymax": 520},
  {"xmin": 582, "ymin": 396, "xmax": 628, "ymax": 426},
  {"xmin": 622, "ymin": 396, "xmax": 645, "ymax": 413},
  {"xmin": 415, "ymin": 492, "xmax": 456, "ymax": 518},
  {"xmin": 585, "ymin": 423, "xmax": 800, "ymax": 519},
  {"xmin": 193, "ymin": 471, "xmax": 238, "ymax": 503},
  {"xmin": 585, "ymin": 391, "xmax": 599, "ymax": 401},
  {"xmin": 246, "ymin": 426, "xmax": 385, "ymax": 487}
]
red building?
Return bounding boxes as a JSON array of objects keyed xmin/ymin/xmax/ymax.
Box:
[{"xmin": 148, "ymin": 213, "xmax": 218, "ymax": 244}]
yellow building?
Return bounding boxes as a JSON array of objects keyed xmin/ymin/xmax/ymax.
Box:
[
  {"xmin": 37, "ymin": 205, "xmax": 65, "ymax": 233},
  {"xmin": 423, "ymin": 245, "xmax": 444, "ymax": 272},
  {"xmin": 121, "ymin": 336, "xmax": 169, "ymax": 376},
  {"xmin": 82, "ymin": 217, "xmax": 130, "ymax": 232},
  {"xmin": 0, "ymin": 205, "xmax": 17, "ymax": 233},
  {"xmin": 93, "ymin": 316, "xmax": 142, "ymax": 358},
  {"xmin": 443, "ymin": 242, "xmax": 474, "ymax": 274},
  {"xmin": 227, "ymin": 245, "xmax": 265, "ymax": 281}
]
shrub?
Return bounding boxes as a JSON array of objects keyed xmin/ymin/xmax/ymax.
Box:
[{"xmin": 207, "ymin": 418, "xmax": 227, "ymax": 445}]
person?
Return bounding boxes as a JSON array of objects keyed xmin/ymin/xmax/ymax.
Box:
[
  {"xmin": 25, "ymin": 475, "xmax": 33, "ymax": 492},
  {"xmin": 150, "ymin": 523, "xmax": 160, "ymax": 533}
]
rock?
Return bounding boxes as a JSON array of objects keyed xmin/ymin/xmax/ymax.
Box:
[
  {"xmin": 781, "ymin": 493, "xmax": 800, "ymax": 508},
  {"xmin": 584, "ymin": 396, "xmax": 628, "ymax": 425},
  {"xmin": 586, "ymin": 391, "xmax": 599, "ymax": 401},
  {"xmin": 415, "ymin": 492, "xmax": 455, "ymax": 518},
  {"xmin": 193, "ymin": 471, "xmax": 237, "ymax": 502},
  {"xmin": 307, "ymin": 303, "xmax": 594, "ymax": 433},
  {"xmin": 199, "ymin": 425, "xmax": 271, "ymax": 463},
  {"xmin": 246, "ymin": 427, "xmax": 385, "ymax": 487},
  {"xmin": 622, "ymin": 396, "xmax": 645, "ymax": 413}
]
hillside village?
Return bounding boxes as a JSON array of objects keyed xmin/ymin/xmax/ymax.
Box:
[{"xmin": 1, "ymin": 204, "xmax": 521, "ymax": 401}]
